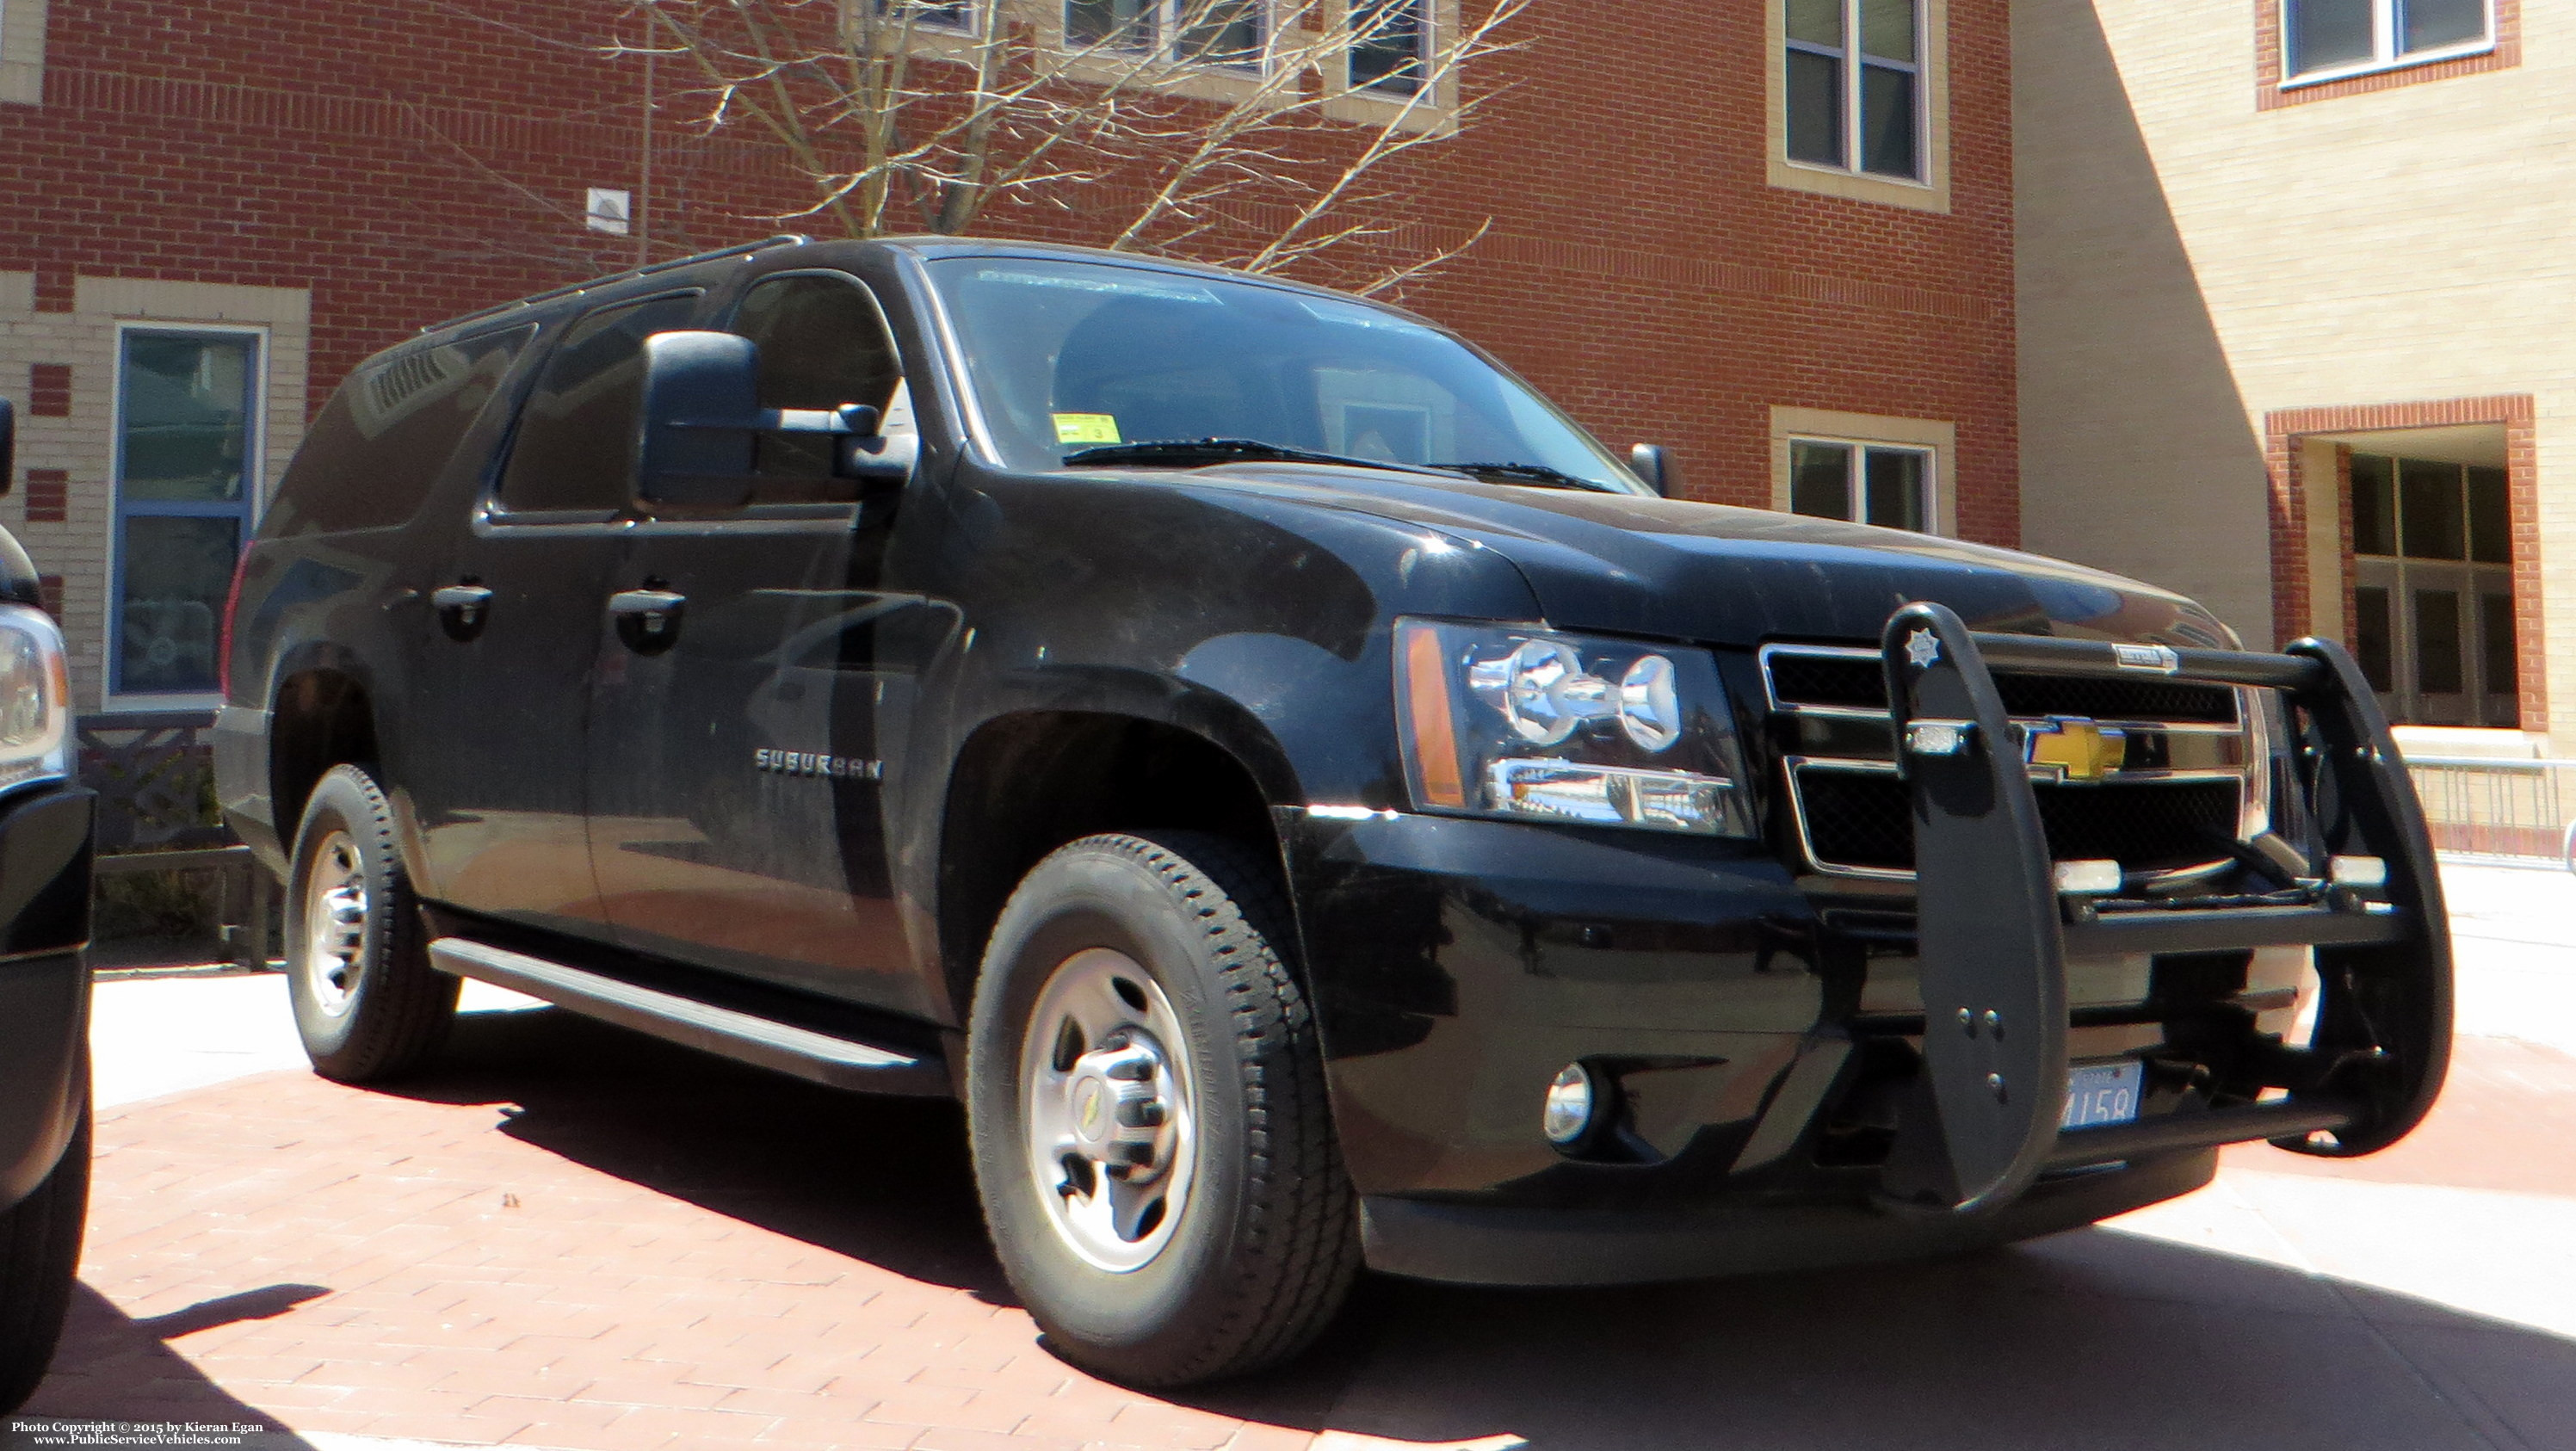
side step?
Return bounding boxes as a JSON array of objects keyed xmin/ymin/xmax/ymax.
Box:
[{"xmin": 427, "ymin": 938, "xmax": 951, "ymax": 1096}]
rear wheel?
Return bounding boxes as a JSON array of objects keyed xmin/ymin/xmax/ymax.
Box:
[
  {"xmin": 0, "ymin": 1092, "xmax": 90, "ymax": 1413},
  {"xmin": 967, "ymin": 831, "xmax": 1358, "ymax": 1387},
  {"xmin": 287, "ymin": 764, "xmax": 456, "ymax": 1082}
]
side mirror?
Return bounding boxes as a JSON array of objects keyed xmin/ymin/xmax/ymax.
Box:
[
  {"xmin": 636, "ymin": 330, "xmax": 914, "ymax": 505},
  {"xmin": 1629, "ymin": 443, "xmax": 1674, "ymax": 498},
  {"xmin": 0, "ymin": 397, "xmax": 15, "ymax": 498}
]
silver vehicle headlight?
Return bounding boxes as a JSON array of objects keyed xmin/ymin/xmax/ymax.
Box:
[
  {"xmin": 1393, "ymin": 617, "xmax": 1754, "ymax": 837},
  {"xmin": 0, "ymin": 603, "xmax": 72, "ymax": 796}
]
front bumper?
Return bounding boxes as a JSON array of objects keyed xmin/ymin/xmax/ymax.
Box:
[
  {"xmin": 1280, "ymin": 613, "xmax": 2449, "ymax": 1287},
  {"xmin": 0, "ymin": 783, "xmax": 94, "ymax": 1210}
]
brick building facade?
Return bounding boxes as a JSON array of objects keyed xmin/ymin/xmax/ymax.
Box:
[{"xmin": 3, "ymin": 0, "xmax": 2018, "ymax": 711}]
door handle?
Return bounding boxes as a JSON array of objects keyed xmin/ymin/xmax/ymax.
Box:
[
  {"xmin": 608, "ymin": 588, "xmax": 688, "ymax": 651},
  {"xmin": 432, "ymin": 583, "xmax": 493, "ymax": 640}
]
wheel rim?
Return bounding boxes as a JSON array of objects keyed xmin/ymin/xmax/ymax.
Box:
[
  {"xmin": 302, "ymin": 830, "xmax": 368, "ymax": 1017},
  {"xmin": 1019, "ymin": 948, "xmax": 1199, "ymax": 1274}
]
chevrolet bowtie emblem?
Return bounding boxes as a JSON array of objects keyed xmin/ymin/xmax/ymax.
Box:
[{"xmin": 2025, "ymin": 718, "xmax": 2127, "ymax": 782}]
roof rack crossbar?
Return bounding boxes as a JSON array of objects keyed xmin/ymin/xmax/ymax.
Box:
[{"xmin": 417, "ymin": 235, "xmax": 810, "ymax": 337}]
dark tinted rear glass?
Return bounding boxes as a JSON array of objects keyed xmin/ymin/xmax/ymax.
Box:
[
  {"xmin": 265, "ymin": 326, "xmax": 532, "ymax": 536},
  {"xmin": 496, "ymin": 293, "xmax": 702, "ymax": 514}
]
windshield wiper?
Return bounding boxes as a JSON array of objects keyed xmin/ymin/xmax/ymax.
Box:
[
  {"xmin": 1424, "ymin": 461, "xmax": 1610, "ymax": 491},
  {"xmin": 1062, "ymin": 438, "xmax": 1439, "ymax": 473}
]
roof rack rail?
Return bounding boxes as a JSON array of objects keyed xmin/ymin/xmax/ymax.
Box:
[{"xmin": 418, "ymin": 234, "xmax": 811, "ymax": 337}]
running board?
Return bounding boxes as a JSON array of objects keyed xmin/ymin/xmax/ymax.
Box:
[{"xmin": 427, "ymin": 938, "xmax": 950, "ymax": 1096}]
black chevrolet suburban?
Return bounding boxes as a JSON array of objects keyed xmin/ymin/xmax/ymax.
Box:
[
  {"xmin": 0, "ymin": 397, "xmax": 96, "ymax": 1412},
  {"xmin": 213, "ymin": 237, "xmax": 2452, "ymax": 1386}
]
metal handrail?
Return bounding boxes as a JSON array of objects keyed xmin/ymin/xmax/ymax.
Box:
[{"xmin": 2400, "ymin": 753, "xmax": 2576, "ymax": 873}]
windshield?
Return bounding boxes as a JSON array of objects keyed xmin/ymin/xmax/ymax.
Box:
[{"xmin": 927, "ymin": 256, "xmax": 1648, "ymax": 493}]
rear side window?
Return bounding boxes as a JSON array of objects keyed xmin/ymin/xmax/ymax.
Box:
[
  {"xmin": 496, "ymin": 292, "xmax": 701, "ymax": 515},
  {"xmin": 265, "ymin": 326, "xmax": 532, "ymax": 536},
  {"xmin": 730, "ymin": 272, "xmax": 905, "ymax": 506}
]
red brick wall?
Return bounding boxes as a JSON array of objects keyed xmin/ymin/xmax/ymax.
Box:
[{"xmin": 2, "ymin": 0, "xmax": 2018, "ymax": 544}]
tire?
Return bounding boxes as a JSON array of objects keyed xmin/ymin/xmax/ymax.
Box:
[
  {"xmin": 0, "ymin": 1091, "xmax": 90, "ymax": 1414},
  {"xmin": 287, "ymin": 764, "xmax": 457, "ymax": 1083},
  {"xmin": 967, "ymin": 831, "xmax": 1359, "ymax": 1387}
]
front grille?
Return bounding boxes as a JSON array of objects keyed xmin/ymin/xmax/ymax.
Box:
[
  {"xmin": 1791, "ymin": 768, "xmax": 2244, "ymax": 878},
  {"xmin": 1764, "ymin": 647, "xmax": 2239, "ymax": 725}
]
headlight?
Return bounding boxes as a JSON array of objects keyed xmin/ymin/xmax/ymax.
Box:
[
  {"xmin": 1393, "ymin": 617, "xmax": 1753, "ymax": 836},
  {"xmin": 0, "ymin": 603, "xmax": 71, "ymax": 796}
]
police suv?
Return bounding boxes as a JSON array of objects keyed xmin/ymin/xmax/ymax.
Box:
[{"xmin": 213, "ymin": 237, "xmax": 2451, "ymax": 1386}]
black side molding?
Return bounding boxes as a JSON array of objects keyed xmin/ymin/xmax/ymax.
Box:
[{"xmin": 427, "ymin": 937, "xmax": 951, "ymax": 1096}]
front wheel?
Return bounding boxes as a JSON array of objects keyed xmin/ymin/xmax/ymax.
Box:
[
  {"xmin": 0, "ymin": 1093, "xmax": 90, "ymax": 1413},
  {"xmin": 967, "ymin": 832, "xmax": 1358, "ymax": 1387}
]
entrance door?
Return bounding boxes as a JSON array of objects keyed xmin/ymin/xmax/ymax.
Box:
[
  {"xmin": 584, "ymin": 270, "xmax": 930, "ymax": 1011},
  {"xmin": 403, "ymin": 290, "xmax": 704, "ymax": 942},
  {"xmin": 2346, "ymin": 453, "xmax": 2517, "ymax": 728}
]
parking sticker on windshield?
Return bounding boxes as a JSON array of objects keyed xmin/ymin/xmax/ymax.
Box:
[{"xmin": 1053, "ymin": 413, "xmax": 1122, "ymax": 445}]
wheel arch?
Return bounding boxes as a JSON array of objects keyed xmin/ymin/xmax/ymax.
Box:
[
  {"xmin": 933, "ymin": 695, "xmax": 1300, "ymax": 1028},
  {"xmin": 267, "ymin": 647, "xmax": 382, "ymax": 851}
]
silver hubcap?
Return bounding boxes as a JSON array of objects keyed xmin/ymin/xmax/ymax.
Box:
[
  {"xmin": 303, "ymin": 831, "xmax": 368, "ymax": 1016},
  {"xmin": 1020, "ymin": 948, "xmax": 1197, "ymax": 1273}
]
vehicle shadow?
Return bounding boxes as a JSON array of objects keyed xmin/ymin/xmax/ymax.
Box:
[
  {"xmin": 20, "ymin": 1283, "xmax": 321, "ymax": 1436},
  {"xmin": 380, "ymin": 1003, "xmax": 1004, "ymax": 1298},
  {"xmin": 390, "ymin": 1007, "xmax": 2575, "ymax": 1450}
]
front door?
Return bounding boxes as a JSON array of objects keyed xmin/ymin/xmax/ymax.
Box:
[
  {"xmin": 403, "ymin": 290, "xmax": 704, "ymax": 942},
  {"xmin": 2347, "ymin": 452, "xmax": 2518, "ymax": 728},
  {"xmin": 584, "ymin": 270, "xmax": 931, "ymax": 1011}
]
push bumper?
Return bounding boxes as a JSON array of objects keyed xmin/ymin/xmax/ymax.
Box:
[{"xmin": 0, "ymin": 784, "xmax": 95, "ymax": 1210}]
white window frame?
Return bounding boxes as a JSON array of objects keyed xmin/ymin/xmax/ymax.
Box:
[
  {"xmin": 875, "ymin": 0, "xmax": 977, "ymax": 34},
  {"xmin": 1065, "ymin": 0, "xmax": 1275, "ymax": 70},
  {"xmin": 1345, "ymin": 0, "xmax": 1430, "ymax": 94},
  {"xmin": 1785, "ymin": 435, "xmax": 1939, "ymax": 534},
  {"xmin": 2280, "ymin": 0, "xmax": 2496, "ymax": 88},
  {"xmin": 104, "ymin": 320, "xmax": 269, "ymax": 708},
  {"xmin": 1782, "ymin": 0, "xmax": 1927, "ymax": 184}
]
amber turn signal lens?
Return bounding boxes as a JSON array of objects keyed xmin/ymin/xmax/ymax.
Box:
[{"xmin": 1399, "ymin": 622, "xmax": 1467, "ymax": 809}]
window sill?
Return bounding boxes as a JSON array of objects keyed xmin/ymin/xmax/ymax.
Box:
[
  {"xmin": 2280, "ymin": 39, "xmax": 2495, "ymax": 90},
  {"xmin": 1767, "ymin": 156, "xmax": 1949, "ymax": 214}
]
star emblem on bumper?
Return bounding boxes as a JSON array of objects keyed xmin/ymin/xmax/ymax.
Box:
[{"xmin": 1905, "ymin": 629, "xmax": 1942, "ymax": 670}]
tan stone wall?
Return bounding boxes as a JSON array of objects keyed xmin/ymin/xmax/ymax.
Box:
[
  {"xmin": 1, "ymin": 276, "xmax": 309, "ymax": 710},
  {"xmin": 2017, "ymin": 0, "xmax": 2576, "ymax": 749}
]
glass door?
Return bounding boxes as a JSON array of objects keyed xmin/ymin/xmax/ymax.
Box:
[{"xmin": 2347, "ymin": 452, "xmax": 2517, "ymax": 727}]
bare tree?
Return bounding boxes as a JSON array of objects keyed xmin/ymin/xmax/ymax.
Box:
[{"xmin": 620, "ymin": 0, "xmax": 1525, "ymax": 293}]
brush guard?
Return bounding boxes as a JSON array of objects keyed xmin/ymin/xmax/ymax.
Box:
[{"xmin": 1875, "ymin": 602, "xmax": 2453, "ymax": 1215}]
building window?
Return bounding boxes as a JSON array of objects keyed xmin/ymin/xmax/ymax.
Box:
[
  {"xmin": 1784, "ymin": 0, "xmax": 1922, "ymax": 181},
  {"xmin": 1350, "ymin": 0, "xmax": 1429, "ymax": 93},
  {"xmin": 113, "ymin": 328, "xmax": 262, "ymax": 698},
  {"xmin": 1788, "ymin": 438, "xmax": 1932, "ymax": 531},
  {"xmin": 874, "ymin": 0, "xmax": 975, "ymax": 31},
  {"xmin": 2284, "ymin": 0, "xmax": 2491, "ymax": 83},
  {"xmin": 2347, "ymin": 450, "xmax": 2515, "ymax": 726},
  {"xmin": 1066, "ymin": 0, "xmax": 1267, "ymax": 65}
]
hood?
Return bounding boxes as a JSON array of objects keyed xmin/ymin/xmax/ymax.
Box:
[{"xmin": 1169, "ymin": 465, "xmax": 2239, "ymax": 651}]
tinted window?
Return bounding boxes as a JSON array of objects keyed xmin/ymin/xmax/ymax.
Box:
[
  {"xmin": 268, "ymin": 327, "xmax": 531, "ymax": 536},
  {"xmin": 497, "ymin": 293, "xmax": 702, "ymax": 514},
  {"xmin": 731, "ymin": 274, "xmax": 905, "ymax": 504}
]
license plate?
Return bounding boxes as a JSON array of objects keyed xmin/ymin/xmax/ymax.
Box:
[{"xmin": 2060, "ymin": 1059, "xmax": 2144, "ymax": 1131}]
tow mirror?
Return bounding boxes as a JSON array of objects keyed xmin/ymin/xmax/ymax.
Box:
[
  {"xmin": 1629, "ymin": 443, "xmax": 1674, "ymax": 498},
  {"xmin": 0, "ymin": 397, "xmax": 15, "ymax": 497},
  {"xmin": 637, "ymin": 330, "xmax": 915, "ymax": 507}
]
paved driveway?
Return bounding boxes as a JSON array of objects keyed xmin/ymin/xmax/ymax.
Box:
[{"xmin": 22, "ymin": 865, "xmax": 2576, "ymax": 1450}]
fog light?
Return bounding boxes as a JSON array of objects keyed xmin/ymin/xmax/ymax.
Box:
[
  {"xmin": 1541, "ymin": 1063, "xmax": 1597, "ymax": 1145},
  {"xmin": 2330, "ymin": 855, "xmax": 2388, "ymax": 889},
  {"xmin": 2054, "ymin": 859, "xmax": 2123, "ymax": 895}
]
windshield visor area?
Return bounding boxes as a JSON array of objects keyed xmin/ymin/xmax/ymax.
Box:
[{"xmin": 927, "ymin": 257, "xmax": 1646, "ymax": 493}]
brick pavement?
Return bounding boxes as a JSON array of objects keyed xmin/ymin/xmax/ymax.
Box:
[{"xmin": 24, "ymin": 1001, "xmax": 2576, "ymax": 1450}]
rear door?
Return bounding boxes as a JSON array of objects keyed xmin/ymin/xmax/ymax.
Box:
[
  {"xmin": 402, "ymin": 290, "xmax": 703, "ymax": 943},
  {"xmin": 583, "ymin": 270, "xmax": 933, "ymax": 1010}
]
